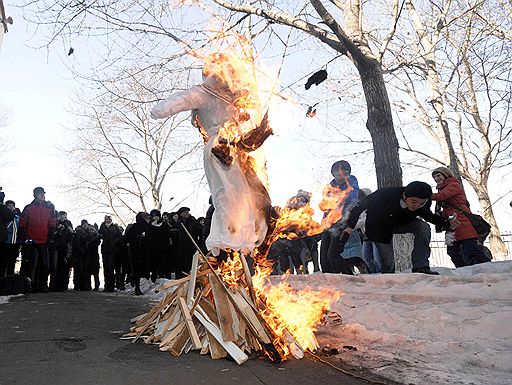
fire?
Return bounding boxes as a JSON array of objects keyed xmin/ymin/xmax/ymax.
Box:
[
  {"xmin": 198, "ymin": 35, "xmax": 342, "ymax": 361},
  {"xmin": 255, "ymin": 276, "xmax": 341, "ymax": 354},
  {"xmin": 319, "ymin": 182, "xmax": 353, "ymax": 228},
  {"xmin": 217, "ymin": 251, "xmax": 244, "ymax": 288},
  {"xmin": 273, "ymin": 203, "xmax": 323, "ymax": 240}
]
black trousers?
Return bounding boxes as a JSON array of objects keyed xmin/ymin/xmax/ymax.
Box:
[
  {"xmin": 20, "ymin": 243, "xmax": 49, "ymax": 291},
  {"xmin": 320, "ymin": 230, "xmax": 353, "ymax": 274}
]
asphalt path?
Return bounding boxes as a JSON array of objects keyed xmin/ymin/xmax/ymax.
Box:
[{"xmin": 0, "ymin": 291, "xmax": 378, "ymax": 385}]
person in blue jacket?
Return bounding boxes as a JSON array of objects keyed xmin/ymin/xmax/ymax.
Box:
[{"xmin": 319, "ymin": 160, "xmax": 359, "ymax": 273}]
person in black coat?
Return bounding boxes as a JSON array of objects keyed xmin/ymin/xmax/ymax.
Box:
[
  {"xmin": 125, "ymin": 212, "xmax": 151, "ymax": 295},
  {"xmin": 176, "ymin": 207, "xmax": 202, "ymax": 279},
  {"xmin": 162, "ymin": 212, "xmax": 179, "ymax": 279},
  {"xmin": 98, "ymin": 215, "xmax": 123, "ymax": 292},
  {"xmin": 51, "ymin": 211, "xmax": 74, "ymax": 291},
  {"xmin": 147, "ymin": 209, "xmax": 173, "ymax": 282},
  {"xmin": 343, "ymin": 181, "xmax": 460, "ymax": 275}
]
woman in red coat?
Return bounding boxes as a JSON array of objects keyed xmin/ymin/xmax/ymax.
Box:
[{"xmin": 431, "ymin": 167, "xmax": 490, "ymax": 267}]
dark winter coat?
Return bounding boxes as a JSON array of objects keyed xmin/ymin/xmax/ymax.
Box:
[
  {"xmin": 346, "ymin": 187, "xmax": 449, "ymax": 244},
  {"xmin": 147, "ymin": 220, "xmax": 172, "ymax": 273},
  {"xmin": 431, "ymin": 177, "xmax": 478, "ymax": 241},
  {"xmin": 176, "ymin": 215, "xmax": 202, "ymax": 277},
  {"xmin": 99, "ymin": 222, "xmax": 124, "ymax": 255},
  {"xmin": 73, "ymin": 224, "xmax": 100, "ymax": 273},
  {"xmin": 1, "ymin": 205, "xmax": 16, "ymax": 243},
  {"xmin": 125, "ymin": 213, "xmax": 151, "ymax": 279},
  {"xmin": 52, "ymin": 219, "xmax": 74, "ymax": 251},
  {"xmin": 19, "ymin": 199, "xmax": 56, "ymax": 244}
]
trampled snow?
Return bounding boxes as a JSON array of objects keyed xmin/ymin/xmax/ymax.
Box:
[{"xmin": 289, "ymin": 262, "xmax": 512, "ymax": 385}]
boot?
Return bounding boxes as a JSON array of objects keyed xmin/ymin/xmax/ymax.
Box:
[{"xmin": 412, "ymin": 267, "xmax": 439, "ymax": 275}]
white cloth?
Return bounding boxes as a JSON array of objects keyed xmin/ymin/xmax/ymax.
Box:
[{"xmin": 151, "ymin": 80, "xmax": 269, "ymax": 256}]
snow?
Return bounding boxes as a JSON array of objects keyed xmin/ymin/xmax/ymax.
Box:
[
  {"xmin": 287, "ymin": 261, "xmax": 512, "ymax": 385},
  {"xmin": 2, "ymin": 261, "xmax": 511, "ymax": 385}
]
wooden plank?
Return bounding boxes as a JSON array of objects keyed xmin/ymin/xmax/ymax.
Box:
[
  {"xmin": 200, "ymin": 333, "xmax": 210, "ymax": 355},
  {"xmin": 207, "ymin": 331, "xmax": 228, "ymax": 359},
  {"xmin": 186, "ymin": 245, "xmax": 273, "ymax": 346},
  {"xmin": 159, "ymin": 319, "xmax": 185, "ymax": 348},
  {"xmin": 283, "ymin": 330, "xmax": 304, "ymax": 359},
  {"xmin": 210, "ymin": 274, "xmax": 236, "ymax": 342},
  {"xmin": 194, "ymin": 305, "xmax": 248, "ymax": 365},
  {"xmin": 178, "ymin": 296, "xmax": 202, "ymax": 349},
  {"xmin": 156, "ymin": 268, "xmax": 211, "ymax": 291},
  {"xmin": 154, "ymin": 305, "xmax": 180, "ymax": 337},
  {"xmin": 186, "ymin": 252, "xmax": 200, "ymax": 305},
  {"xmin": 240, "ymin": 254, "xmax": 257, "ymax": 305},
  {"xmin": 229, "ymin": 288, "xmax": 272, "ymax": 344},
  {"xmin": 168, "ymin": 325, "xmax": 191, "ymax": 356}
]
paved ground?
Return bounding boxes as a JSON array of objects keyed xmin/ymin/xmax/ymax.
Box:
[{"xmin": 0, "ymin": 291, "xmax": 378, "ymax": 385}]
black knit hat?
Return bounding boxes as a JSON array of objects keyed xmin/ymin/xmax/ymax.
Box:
[{"xmin": 403, "ymin": 181, "xmax": 432, "ymax": 199}]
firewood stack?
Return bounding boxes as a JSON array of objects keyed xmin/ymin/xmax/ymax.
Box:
[{"xmin": 122, "ymin": 250, "xmax": 309, "ymax": 364}]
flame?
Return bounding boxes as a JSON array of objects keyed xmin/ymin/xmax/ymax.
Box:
[
  {"xmin": 254, "ymin": 275, "xmax": 341, "ymax": 354},
  {"xmin": 318, "ymin": 181, "xmax": 353, "ymax": 228},
  {"xmin": 273, "ymin": 203, "xmax": 324, "ymax": 240},
  {"xmin": 217, "ymin": 251, "xmax": 244, "ymax": 288},
  {"xmin": 194, "ymin": 34, "xmax": 343, "ymax": 361}
]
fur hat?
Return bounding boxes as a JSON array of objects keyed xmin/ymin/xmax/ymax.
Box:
[{"xmin": 432, "ymin": 166, "xmax": 454, "ymax": 179}]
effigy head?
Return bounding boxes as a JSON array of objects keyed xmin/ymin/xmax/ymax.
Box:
[{"xmin": 202, "ymin": 53, "xmax": 252, "ymax": 95}]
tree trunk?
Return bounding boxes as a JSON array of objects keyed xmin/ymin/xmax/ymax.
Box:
[
  {"xmin": 474, "ymin": 188, "xmax": 508, "ymax": 259},
  {"xmin": 358, "ymin": 59, "xmax": 403, "ymax": 188}
]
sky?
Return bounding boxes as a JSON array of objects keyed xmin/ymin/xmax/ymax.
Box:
[
  {"xmin": 1, "ymin": 3, "xmax": 512, "ymax": 232},
  {"xmin": 4, "ymin": 260, "xmax": 509, "ymax": 384}
]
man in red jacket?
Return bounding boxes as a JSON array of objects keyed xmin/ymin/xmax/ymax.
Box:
[{"xmin": 19, "ymin": 187, "xmax": 56, "ymax": 292}]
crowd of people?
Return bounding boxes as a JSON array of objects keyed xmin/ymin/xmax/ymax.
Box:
[
  {"xmin": 0, "ymin": 160, "xmax": 492, "ymax": 294},
  {"xmin": 0, "ymin": 186, "xmax": 208, "ymax": 295}
]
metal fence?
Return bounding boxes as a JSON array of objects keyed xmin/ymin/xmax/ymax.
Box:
[{"xmin": 429, "ymin": 233, "xmax": 512, "ymax": 268}]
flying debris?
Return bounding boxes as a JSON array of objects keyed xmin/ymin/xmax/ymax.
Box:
[
  {"xmin": 68, "ymin": 47, "xmax": 74, "ymax": 56},
  {"xmin": 305, "ymin": 69, "xmax": 327, "ymax": 90},
  {"xmin": 306, "ymin": 106, "xmax": 316, "ymax": 118}
]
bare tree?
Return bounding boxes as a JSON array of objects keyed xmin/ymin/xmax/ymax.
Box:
[
  {"xmin": 208, "ymin": 0, "xmax": 403, "ymax": 187},
  {"xmin": 0, "ymin": 105, "xmax": 11, "ymax": 165},
  {"xmin": 388, "ymin": 0, "xmax": 512, "ymax": 257},
  {"xmin": 67, "ymin": 69, "xmax": 204, "ymax": 226},
  {"xmin": 21, "ymin": 0, "xmax": 407, "ymax": 188}
]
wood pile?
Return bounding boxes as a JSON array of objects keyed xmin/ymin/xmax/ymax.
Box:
[{"xmin": 122, "ymin": 249, "xmax": 309, "ymax": 364}]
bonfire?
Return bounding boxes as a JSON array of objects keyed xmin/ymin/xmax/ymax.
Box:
[{"xmin": 124, "ymin": 36, "xmax": 345, "ymax": 363}]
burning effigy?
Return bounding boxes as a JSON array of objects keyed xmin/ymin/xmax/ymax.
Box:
[{"xmin": 124, "ymin": 43, "xmax": 342, "ymax": 363}]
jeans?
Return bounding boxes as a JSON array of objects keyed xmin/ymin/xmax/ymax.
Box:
[
  {"xmin": 447, "ymin": 238, "xmax": 491, "ymax": 267},
  {"xmin": 373, "ymin": 218, "xmax": 431, "ymax": 273},
  {"xmin": 362, "ymin": 241, "xmax": 381, "ymax": 274}
]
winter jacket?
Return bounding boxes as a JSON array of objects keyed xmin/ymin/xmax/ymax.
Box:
[
  {"xmin": 125, "ymin": 213, "xmax": 152, "ymax": 278},
  {"xmin": 319, "ymin": 175, "xmax": 359, "ymax": 228},
  {"xmin": 431, "ymin": 177, "xmax": 478, "ymax": 241},
  {"xmin": 346, "ymin": 187, "xmax": 449, "ymax": 244},
  {"xmin": 5, "ymin": 212, "xmax": 20, "ymax": 244},
  {"xmin": 19, "ymin": 199, "xmax": 56, "ymax": 244},
  {"xmin": 0, "ymin": 205, "xmax": 15, "ymax": 242},
  {"xmin": 99, "ymin": 222, "xmax": 124, "ymax": 254}
]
